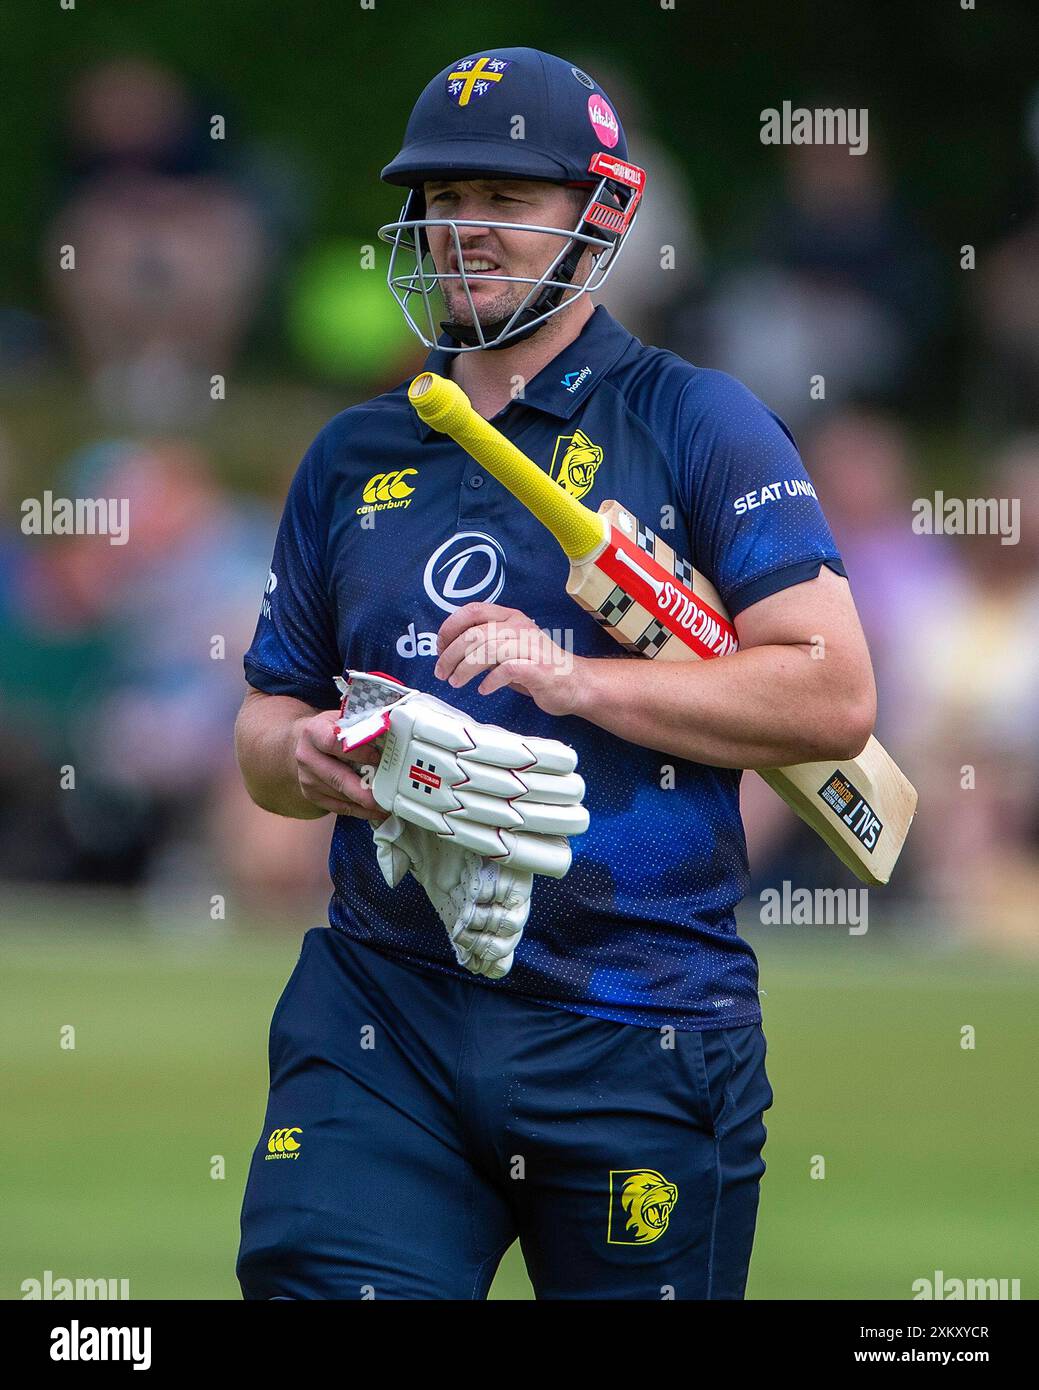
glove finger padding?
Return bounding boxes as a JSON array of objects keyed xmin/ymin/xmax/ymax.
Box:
[
  {"xmin": 389, "ymin": 763, "xmax": 587, "ymax": 835},
  {"xmin": 454, "ymin": 822, "xmax": 575, "ymax": 877},
  {"xmin": 371, "ymin": 814, "xmax": 532, "ymax": 980},
  {"xmin": 378, "ymin": 803, "xmax": 574, "ymax": 879},
  {"xmin": 366, "ymin": 694, "xmax": 588, "ymax": 856},
  {"xmin": 448, "ymin": 861, "xmax": 532, "ymax": 980},
  {"xmin": 364, "ymin": 694, "xmax": 578, "ymax": 774}
]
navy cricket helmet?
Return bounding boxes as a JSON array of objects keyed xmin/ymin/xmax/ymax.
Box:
[{"xmin": 378, "ymin": 47, "xmax": 646, "ymax": 351}]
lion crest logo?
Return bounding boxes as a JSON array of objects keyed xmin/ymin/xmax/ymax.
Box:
[
  {"xmin": 549, "ymin": 429, "xmax": 603, "ymax": 499},
  {"xmin": 607, "ymin": 1169, "xmax": 679, "ymax": 1245}
]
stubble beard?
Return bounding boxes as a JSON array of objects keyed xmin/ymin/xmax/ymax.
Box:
[{"xmin": 443, "ymin": 277, "xmax": 526, "ymax": 328}]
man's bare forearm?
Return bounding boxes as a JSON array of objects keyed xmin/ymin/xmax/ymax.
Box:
[
  {"xmin": 234, "ymin": 691, "xmax": 329, "ymax": 819},
  {"xmin": 572, "ymin": 646, "xmax": 875, "ymax": 769}
]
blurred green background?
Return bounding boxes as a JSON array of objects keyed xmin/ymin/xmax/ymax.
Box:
[
  {"xmin": 3, "ymin": 0, "xmax": 1033, "ymax": 288},
  {"xmin": 3, "ymin": 903, "xmax": 1034, "ymax": 1300}
]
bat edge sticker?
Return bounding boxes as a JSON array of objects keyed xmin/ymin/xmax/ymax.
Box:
[{"xmin": 817, "ymin": 771, "xmax": 884, "ymax": 853}]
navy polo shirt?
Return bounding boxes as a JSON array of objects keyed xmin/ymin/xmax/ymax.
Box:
[{"xmin": 244, "ymin": 306, "xmax": 844, "ymax": 1031}]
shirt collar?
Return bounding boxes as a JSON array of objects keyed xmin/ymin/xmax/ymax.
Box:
[{"xmin": 411, "ymin": 305, "xmax": 636, "ymax": 441}]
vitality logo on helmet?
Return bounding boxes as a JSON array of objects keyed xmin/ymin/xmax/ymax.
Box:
[{"xmin": 587, "ymin": 94, "xmax": 620, "ymax": 148}]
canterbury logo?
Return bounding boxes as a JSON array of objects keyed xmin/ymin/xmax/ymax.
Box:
[
  {"xmin": 265, "ymin": 1127, "xmax": 302, "ymax": 1160},
  {"xmin": 359, "ymin": 469, "xmax": 418, "ymax": 512},
  {"xmin": 607, "ymin": 1168, "xmax": 678, "ymax": 1245}
]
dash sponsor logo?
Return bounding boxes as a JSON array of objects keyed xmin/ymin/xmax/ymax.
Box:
[{"xmin": 422, "ymin": 531, "xmax": 506, "ymax": 614}]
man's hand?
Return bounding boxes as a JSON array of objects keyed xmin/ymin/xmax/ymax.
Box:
[
  {"xmin": 433, "ymin": 601, "xmax": 589, "ymax": 717},
  {"xmin": 292, "ymin": 708, "xmax": 387, "ymax": 820}
]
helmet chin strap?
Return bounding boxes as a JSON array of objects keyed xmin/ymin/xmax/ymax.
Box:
[{"xmin": 439, "ymin": 232, "xmax": 598, "ymax": 350}]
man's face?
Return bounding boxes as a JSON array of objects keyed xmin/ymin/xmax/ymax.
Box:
[{"xmin": 421, "ymin": 178, "xmax": 588, "ymax": 325}]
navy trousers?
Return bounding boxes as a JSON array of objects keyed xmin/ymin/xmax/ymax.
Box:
[{"xmin": 238, "ymin": 926, "xmax": 772, "ymax": 1300}]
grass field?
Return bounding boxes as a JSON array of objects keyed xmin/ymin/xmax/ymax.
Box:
[{"xmin": 2, "ymin": 896, "xmax": 1035, "ymax": 1300}]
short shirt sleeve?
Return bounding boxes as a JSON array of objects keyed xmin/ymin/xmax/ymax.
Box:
[
  {"xmin": 243, "ymin": 431, "xmax": 341, "ymax": 708},
  {"xmin": 680, "ymin": 369, "xmax": 845, "ymax": 616}
]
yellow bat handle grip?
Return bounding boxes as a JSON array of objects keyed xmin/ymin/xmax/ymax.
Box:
[{"xmin": 408, "ymin": 372, "xmax": 605, "ymax": 560}]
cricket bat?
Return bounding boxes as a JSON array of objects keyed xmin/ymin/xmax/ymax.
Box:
[{"xmin": 408, "ymin": 372, "xmax": 917, "ymax": 885}]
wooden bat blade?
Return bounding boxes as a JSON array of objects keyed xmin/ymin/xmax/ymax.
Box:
[
  {"xmin": 758, "ymin": 749, "xmax": 916, "ymax": 886},
  {"xmin": 409, "ymin": 373, "xmax": 918, "ymax": 885}
]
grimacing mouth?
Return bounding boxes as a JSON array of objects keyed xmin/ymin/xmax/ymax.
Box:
[{"xmin": 446, "ymin": 250, "xmax": 506, "ymax": 277}]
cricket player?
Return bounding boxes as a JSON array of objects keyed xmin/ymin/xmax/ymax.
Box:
[{"xmin": 235, "ymin": 47, "xmax": 876, "ymax": 1299}]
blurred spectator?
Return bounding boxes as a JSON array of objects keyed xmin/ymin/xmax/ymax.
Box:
[
  {"xmin": 208, "ymin": 772, "xmax": 333, "ymax": 924},
  {"xmin": 805, "ymin": 409, "xmax": 970, "ymax": 748},
  {"xmin": 573, "ymin": 58, "xmax": 704, "ymax": 345},
  {"xmin": 742, "ymin": 418, "xmax": 1039, "ymax": 943},
  {"xmin": 969, "ymin": 87, "xmax": 1039, "ymax": 432},
  {"xmin": 671, "ymin": 133, "xmax": 942, "ymax": 430},
  {"xmin": 0, "ymin": 441, "xmax": 263, "ymax": 885},
  {"xmin": 0, "ymin": 308, "xmax": 54, "ymax": 387},
  {"xmin": 901, "ymin": 439, "xmax": 1039, "ymax": 944},
  {"xmin": 741, "ymin": 409, "xmax": 967, "ymax": 893},
  {"xmin": 44, "ymin": 59, "xmax": 271, "ymax": 427},
  {"xmin": 0, "ymin": 435, "xmax": 125, "ymax": 881},
  {"xmin": 0, "ymin": 433, "xmax": 335, "ymax": 919}
]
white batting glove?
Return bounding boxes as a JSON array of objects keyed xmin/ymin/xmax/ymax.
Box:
[
  {"xmin": 372, "ymin": 814, "xmax": 532, "ymax": 979},
  {"xmin": 335, "ymin": 671, "xmax": 588, "ymax": 877}
]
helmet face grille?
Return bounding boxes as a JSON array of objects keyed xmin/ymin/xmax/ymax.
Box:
[{"xmin": 377, "ymin": 163, "xmax": 644, "ymax": 353}]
